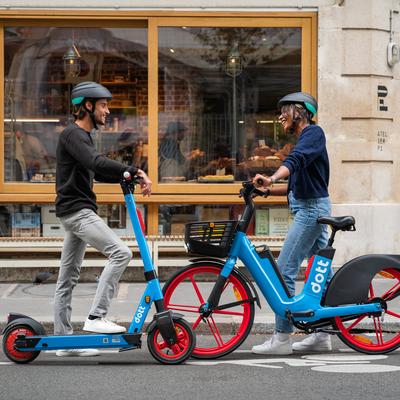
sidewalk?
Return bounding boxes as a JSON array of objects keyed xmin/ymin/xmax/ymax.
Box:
[{"xmin": 0, "ymin": 282, "xmax": 277, "ymax": 334}]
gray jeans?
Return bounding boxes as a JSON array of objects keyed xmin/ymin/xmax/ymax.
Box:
[{"xmin": 54, "ymin": 208, "xmax": 132, "ymax": 335}]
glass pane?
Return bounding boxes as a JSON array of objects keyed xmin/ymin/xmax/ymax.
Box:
[
  {"xmin": 158, "ymin": 204, "xmax": 291, "ymax": 237},
  {"xmin": 4, "ymin": 26, "xmax": 148, "ymax": 182},
  {"xmin": 0, "ymin": 203, "xmax": 147, "ymax": 237},
  {"xmin": 158, "ymin": 27, "xmax": 301, "ymax": 183}
]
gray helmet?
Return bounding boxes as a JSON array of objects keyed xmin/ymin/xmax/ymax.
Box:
[
  {"xmin": 71, "ymin": 81, "xmax": 112, "ymax": 106},
  {"xmin": 277, "ymin": 92, "xmax": 318, "ymax": 117}
]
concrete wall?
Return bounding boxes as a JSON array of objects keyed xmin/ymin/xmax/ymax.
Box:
[{"xmin": 1, "ymin": 0, "xmax": 400, "ymax": 264}]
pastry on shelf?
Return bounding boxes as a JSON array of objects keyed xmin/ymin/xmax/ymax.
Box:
[
  {"xmin": 264, "ymin": 156, "xmax": 282, "ymax": 169},
  {"xmin": 253, "ymin": 145, "xmax": 276, "ymax": 157},
  {"xmin": 161, "ymin": 176, "xmax": 186, "ymax": 182},
  {"xmin": 197, "ymin": 174, "xmax": 234, "ymax": 183}
]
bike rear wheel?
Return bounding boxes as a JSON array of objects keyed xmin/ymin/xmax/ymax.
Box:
[
  {"xmin": 333, "ymin": 267, "xmax": 400, "ymax": 354},
  {"xmin": 163, "ymin": 263, "xmax": 255, "ymax": 359}
]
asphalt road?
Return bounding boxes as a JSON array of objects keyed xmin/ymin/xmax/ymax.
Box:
[{"xmin": 1, "ymin": 334, "xmax": 400, "ymax": 400}]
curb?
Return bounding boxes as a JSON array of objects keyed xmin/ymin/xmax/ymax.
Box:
[{"xmin": 0, "ymin": 321, "xmax": 277, "ymax": 335}]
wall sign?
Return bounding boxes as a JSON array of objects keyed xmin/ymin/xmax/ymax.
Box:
[
  {"xmin": 377, "ymin": 85, "xmax": 388, "ymax": 111},
  {"xmin": 377, "ymin": 130, "xmax": 388, "ymax": 151}
]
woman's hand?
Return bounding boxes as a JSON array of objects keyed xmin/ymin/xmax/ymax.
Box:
[{"xmin": 253, "ymin": 173, "xmax": 272, "ymax": 188}]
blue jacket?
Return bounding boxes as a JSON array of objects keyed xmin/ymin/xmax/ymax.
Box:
[{"xmin": 282, "ymin": 124, "xmax": 329, "ymax": 200}]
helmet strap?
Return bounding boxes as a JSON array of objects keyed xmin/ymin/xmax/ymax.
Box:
[
  {"xmin": 83, "ymin": 99, "xmax": 98, "ymax": 130},
  {"xmin": 289, "ymin": 105, "xmax": 310, "ymax": 133}
]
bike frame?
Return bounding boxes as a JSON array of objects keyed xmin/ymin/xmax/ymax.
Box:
[
  {"xmin": 16, "ymin": 181, "xmax": 165, "ymax": 352},
  {"xmin": 216, "ymin": 231, "xmax": 382, "ymax": 324}
]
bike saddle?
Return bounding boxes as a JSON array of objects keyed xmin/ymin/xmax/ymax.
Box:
[{"xmin": 317, "ymin": 215, "xmax": 356, "ymax": 231}]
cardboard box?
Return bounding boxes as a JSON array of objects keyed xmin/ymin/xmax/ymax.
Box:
[
  {"xmin": 42, "ymin": 223, "xmax": 65, "ymax": 237},
  {"xmin": 12, "ymin": 213, "xmax": 40, "ymax": 228},
  {"xmin": 170, "ymin": 222, "xmax": 186, "ymax": 235},
  {"xmin": 12, "ymin": 227, "xmax": 41, "ymax": 237},
  {"xmin": 255, "ymin": 209, "xmax": 269, "ymax": 235},
  {"xmin": 269, "ymin": 208, "xmax": 289, "ymax": 237},
  {"xmin": 200, "ymin": 207, "xmax": 230, "ymax": 222},
  {"xmin": 41, "ymin": 206, "xmax": 59, "ymax": 224}
]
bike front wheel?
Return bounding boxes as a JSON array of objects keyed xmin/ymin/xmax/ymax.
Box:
[
  {"xmin": 163, "ymin": 262, "xmax": 255, "ymax": 359},
  {"xmin": 333, "ymin": 267, "xmax": 400, "ymax": 354}
]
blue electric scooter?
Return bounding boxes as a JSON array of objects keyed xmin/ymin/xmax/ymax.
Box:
[{"xmin": 2, "ymin": 172, "xmax": 195, "ymax": 364}]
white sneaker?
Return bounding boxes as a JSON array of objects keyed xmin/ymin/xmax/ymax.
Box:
[
  {"xmin": 83, "ymin": 317, "xmax": 126, "ymax": 334},
  {"xmin": 292, "ymin": 332, "xmax": 332, "ymax": 352},
  {"xmin": 252, "ymin": 333, "xmax": 292, "ymax": 355},
  {"xmin": 56, "ymin": 349, "xmax": 100, "ymax": 357}
]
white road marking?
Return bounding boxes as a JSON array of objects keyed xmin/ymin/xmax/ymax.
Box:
[
  {"xmin": 0, "ymin": 362, "xmax": 12, "ymax": 365},
  {"xmin": 312, "ymin": 364, "xmax": 400, "ymax": 373},
  {"xmin": 1, "ymin": 284, "xmax": 19, "ymax": 299},
  {"xmin": 117, "ymin": 284, "xmax": 129, "ymax": 300},
  {"xmin": 303, "ymin": 354, "xmax": 387, "ymax": 362},
  {"xmin": 187, "ymin": 353, "xmax": 399, "ymax": 373}
]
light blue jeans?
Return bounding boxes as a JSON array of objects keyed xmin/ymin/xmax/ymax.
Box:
[{"xmin": 275, "ymin": 191, "xmax": 332, "ymax": 333}]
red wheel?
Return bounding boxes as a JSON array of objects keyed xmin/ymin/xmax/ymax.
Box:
[
  {"xmin": 2, "ymin": 325, "xmax": 41, "ymax": 364},
  {"xmin": 163, "ymin": 263, "xmax": 255, "ymax": 359},
  {"xmin": 147, "ymin": 318, "xmax": 195, "ymax": 364},
  {"xmin": 333, "ymin": 268, "xmax": 400, "ymax": 354}
]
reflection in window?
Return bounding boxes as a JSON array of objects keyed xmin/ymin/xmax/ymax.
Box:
[
  {"xmin": 4, "ymin": 26, "xmax": 148, "ymax": 182},
  {"xmin": 0, "ymin": 203, "xmax": 147, "ymax": 237},
  {"xmin": 158, "ymin": 204, "xmax": 291, "ymax": 237},
  {"xmin": 158, "ymin": 27, "xmax": 301, "ymax": 183}
]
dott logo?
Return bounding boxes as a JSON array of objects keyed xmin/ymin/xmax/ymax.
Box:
[
  {"xmin": 311, "ymin": 259, "xmax": 330, "ymax": 294},
  {"xmin": 135, "ymin": 306, "xmax": 146, "ymax": 323}
]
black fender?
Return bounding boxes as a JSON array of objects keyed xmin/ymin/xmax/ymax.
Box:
[
  {"xmin": 146, "ymin": 312, "xmax": 184, "ymax": 334},
  {"xmin": 188, "ymin": 257, "xmax": 261, "ymax": 309},
  {"xmin": 324, "ymin": 254, "xmax": 400, "ymax": 306},
  {"xmin": 2, "ymin": 313, "xmax": 46, "ymax": 336}
]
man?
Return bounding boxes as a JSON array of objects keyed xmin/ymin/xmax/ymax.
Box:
[
  {"xmin": 54, "ymin": 81, "xmax": 152, "ymax": 357},
  {"xmin": 252, "ymin": 92, "xmax": 332, "ymax": 355}
]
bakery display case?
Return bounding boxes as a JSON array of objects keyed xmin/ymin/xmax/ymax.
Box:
[
  {"xmin": 4, "ymin": 26, "xmax": 148, "ymax": 183},
  {"xmin": 0, "ymin": 14, "xmax": 317, "ymax": 238}
]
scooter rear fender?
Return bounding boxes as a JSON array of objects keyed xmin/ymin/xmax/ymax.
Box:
[
  {"xmin": 2, "ymin": 313, "xmax": 46, "ymax": 335},
  {"xmin": 323, "ymin": 254, "xmax": 400, "ymax": 306}
]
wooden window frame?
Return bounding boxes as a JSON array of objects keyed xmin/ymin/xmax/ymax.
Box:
[{"xmin": 0, "ymin": 10, "xmax": 317, "ymax": 235}]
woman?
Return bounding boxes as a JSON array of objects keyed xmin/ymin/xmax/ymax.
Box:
[{"xmin": 252, "ymin": 92, "xmax": 332, "ymax": 355}]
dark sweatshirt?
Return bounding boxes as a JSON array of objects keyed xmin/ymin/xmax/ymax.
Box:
[
  {"xmin": 282, "ymin": 124, "xmax": 329, "ymax": 200},
  {"xmin": 55, "ymin": 123, "xmax": 137, "ymax": 217}
]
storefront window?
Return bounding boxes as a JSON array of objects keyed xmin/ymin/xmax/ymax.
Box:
[
  {"xmin": 0, "ymin": 203, "xmax": 147, "ymax": 237},
  {"xmin": 4, "ymin": 26, "xmax": 148, "ymax": 182},
  {"xmin": 158, "ymin": 27, "xmax": 301, "ymax": 183},
  {"xmin": 158, "ymin": 204, "xmax": 292, "ymax": 237}
]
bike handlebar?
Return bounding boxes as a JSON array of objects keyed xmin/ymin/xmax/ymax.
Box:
[
  {"xmin": 237, "ymin": 180, "xmax": 270, "ymax": 233},
  {"xmin": 121, "ymin": 172, "xmax": 142, "ymax": 194}
]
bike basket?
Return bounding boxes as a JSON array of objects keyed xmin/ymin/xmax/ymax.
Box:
[{"xmin": 184, "ymin": 220, "xmax": 238, "ymax": 257}]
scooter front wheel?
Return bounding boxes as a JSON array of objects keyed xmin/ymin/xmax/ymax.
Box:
[
  {"xmin": 2, "ymin": 324, "xmax": 41, "ymax": 364},
  {"xmin": 163, "ymin": 263, "xmax": 255, "ymax": 359},
  {"xmin": 147, "ymin": 317, "xmax": 195, "ymax": 364},
  {"xmin": 333, "ymin": 267, "xmax": 400, "ymax": 354}
]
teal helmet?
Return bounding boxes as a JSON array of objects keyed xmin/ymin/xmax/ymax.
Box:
[
  {"xmin": 277, "ymin": 92, "xmax": 318, "ymax": 117},
  {"xmin": 71, "ymin": 81, "xmax": 112, "ymax": 106}
]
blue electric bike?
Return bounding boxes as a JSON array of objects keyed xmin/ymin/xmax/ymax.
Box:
[
  {"xmin": 163, "ymin": 181, "xmax": 400, "ymax": 358},
  {"xmin": 2, "ymin": 173, "xmax": 195, "ymax": 364}
]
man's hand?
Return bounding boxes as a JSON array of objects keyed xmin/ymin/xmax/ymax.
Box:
[{"xmin": 136, "ymin": 169, "xmax": 152, "ymax": 197}]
